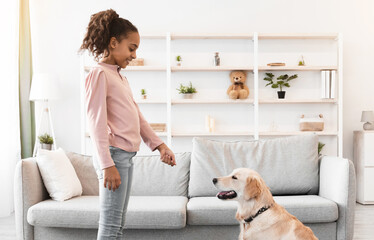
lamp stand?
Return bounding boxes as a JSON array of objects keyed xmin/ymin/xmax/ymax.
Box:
[
  {"xmin": 363, "ymin": 122, "xmax": 374, "ymax": 131},
  {"xmin": 32, "ymin": 100, "xmax": 58, "ymax": 157}
]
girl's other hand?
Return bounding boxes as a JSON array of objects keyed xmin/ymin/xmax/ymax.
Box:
[
  {"xmin": 103, "ymin": 165, "xmax": 121, "ymax": 191},
  {"xmin": 157, "ymin": 143, "xmax": 176, "ymax": 167}
]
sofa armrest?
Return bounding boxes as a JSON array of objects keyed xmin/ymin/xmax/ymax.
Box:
[
  {"xmin": 319, "ymin": 155, "xmax": 356, "ymax": 240},
  {"xmin": 14, "ymin": 158, "xmax": 49, "ymax": 240}
]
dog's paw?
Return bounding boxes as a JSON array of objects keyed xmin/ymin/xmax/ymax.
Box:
[{"xmin": 236, "ymin": 212, "xmax": 244, "ymax": 221}]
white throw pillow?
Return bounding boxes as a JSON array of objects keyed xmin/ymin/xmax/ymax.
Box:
[{"xmin": 36, "ymin": 147, "xmax": 83, "ymax": 201}]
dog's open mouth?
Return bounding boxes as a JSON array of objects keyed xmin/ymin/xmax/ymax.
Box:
[{"xmin": 216, "ymin": 190, "xmax": 237, "ymax": 200}]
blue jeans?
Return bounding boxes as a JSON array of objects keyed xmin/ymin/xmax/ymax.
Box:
[{"xmin": 93, "ymin": 146, "xmax": 137, "ymax": 240}]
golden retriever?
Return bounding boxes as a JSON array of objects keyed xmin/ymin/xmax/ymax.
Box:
[{"xmin": 213, "ymin": 168, "xmax": 318, "ymax": 240}]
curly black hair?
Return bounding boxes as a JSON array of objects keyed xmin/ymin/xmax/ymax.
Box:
[{"xmin": 78, "ymin": 9, "xmax": 138, "ymax": 61}]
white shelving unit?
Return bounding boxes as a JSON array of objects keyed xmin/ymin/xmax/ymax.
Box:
[{"xmin": 81, "ymin": 32, "xmax": 343, "ymax": 157}]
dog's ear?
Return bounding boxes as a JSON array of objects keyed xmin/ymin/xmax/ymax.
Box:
[{"xmin": 244, "ymin": 177, "xmax": 262, "ymax": 201}]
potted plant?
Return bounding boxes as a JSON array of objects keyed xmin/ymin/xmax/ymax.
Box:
[
  {"xmin": 141, "ymin": 88, "xmax": 147, "ymax": 99},
  {"xmin": 263, "ymin": 73, "xmax": 298, "ymax": 99},
  {"xmin": 298, "ymin": 55, "xmax": 305, "ymax": 66},
  {"xmin": 176, "ymin": 55, "xmax": 182, "ymax": 66},
  {"xmin": 318, "ymin": 142, "xmax": 325, "ymax": 155},
  {"xmin": 38, "ymin": 133, "xmax": 53, "ymax": 150},
  {"xmin": 176, "ymin": 82, "xmax": 197, "ymax": 99}
]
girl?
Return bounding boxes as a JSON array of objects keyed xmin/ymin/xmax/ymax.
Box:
[{"xmin": 79, "ymin": 9, "xmax": 176, "ymax": 240}]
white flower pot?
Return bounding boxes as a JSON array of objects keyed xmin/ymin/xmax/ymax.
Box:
[
  {"xmin": 182, "ymin": 93, "xmax": 194, "ymax": 99},
  {"xmin": 41, "ymin": 143, "xmax": 52, "ymax": 150}
]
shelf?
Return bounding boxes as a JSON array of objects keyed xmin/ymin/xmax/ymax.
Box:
[
  {"xmin": 140, "ymin": 34, "xmax": 166, "ymax": 39},
  {"xmin": 123, "ymin": 66, "xmax": 167, "ymax": 71},
  {"xmin": 136, "ymin": 99, "xmax": 336, "ymax": 104},
  {"xmin": 140, "ymin": 33, "xmax": 338, "ymax": 40},
  {"xmin": 84, "ymin": 65, "xmax": 337, "ymax": 72},
  {"xmin": 171, "ymin": 99, "xmax": 254, "ymax": 104},
  {"xmin": 171, "ymin": 34, "xmax": 253, "ymax": 39},
  {"xmin": 135, "ymin": 99, "xmax": 335, "ymax": 104},
  {"xmin": 172, "ymin": 132, "xmax": 254, "ymax": 137},
  {"xmin": 84, "ymin": 66, "xmax": 166, "ymax": 72},
  {"xmin": 85, "ymin": 131, "xmax": 167, "ymax": 137},
  {"xmin": 258, "ymin": 66, "xmax": 338, "ymax": 71},
  {"xmin": 258, "ymin": 33, "xmax": 338, "ymax": 40},
  {"xmin": 171, "ymin": 66, "xmax": 253, "ymax": 72},
  {"xmin": 135, "ymin": 99, "xmax": 167, "ymax": 104},
  {"xmin": 259, "ymin": 99, "xmax": 337, "ymax": 104},
  {"xmin": 171, "ymin": 131, "xmax": 337, "ymax": 137},
  {"xmin": 259, "ymin": 131, "xmax": 338, "ymax": 136}
]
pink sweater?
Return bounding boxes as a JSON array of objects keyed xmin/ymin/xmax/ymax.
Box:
[{"xmin": 85, "ymin": 62, "xmax": 163, "ymax": 169}]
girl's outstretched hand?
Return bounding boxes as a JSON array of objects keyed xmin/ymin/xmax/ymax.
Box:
[{"xmin": 156, "ymin": 143, "xmax": 176, "ymax": 167}]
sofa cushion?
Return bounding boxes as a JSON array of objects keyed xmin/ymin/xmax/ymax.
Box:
[
  {"xmin": 131, "ymin": 152, "xmax": 191, "ymax": 197},
  {"xmin": 187, "ymin": 195, "xmax": 338, "ymax": 225},
  {"xmin": 189, "ymin": 135, "xmax": 319, "ymax": 197},
  {"xmin": 274, "ymin": 195, "xmax": 338, "ymax": 223},
  {"xmin": 187, "ymin": 197, "xmax": 238, "ymax": 225},
  {"xmin": 64, "ymin": 151, "xmax": 191, "ymax": 197},
  {"xmin": 36, "ymin": 148, "xmax": 82, "ymax": 201},
  {"xmin": 124, "ymin": 196, "xmax": 188, "ymax": 229},
  {"xmin": 27, "ymin": 196, "xmax": 188, "ymax": 229},
  {"xmin": 66, "ymin": 151, "xmax": 99, "ymax": 196}
]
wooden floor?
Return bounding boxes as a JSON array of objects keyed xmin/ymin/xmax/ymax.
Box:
[
  {"xmin": 353, "ymin": 203, "xmax": 374, "ymax": 239},
  {"xmin": 0, "ymin": 203, "xmax": 373, "ymax": 239}
]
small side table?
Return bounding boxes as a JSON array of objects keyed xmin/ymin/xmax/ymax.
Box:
[{"xmin": 353, "ymin": 130, "xmax": 374, "ymax": 204}]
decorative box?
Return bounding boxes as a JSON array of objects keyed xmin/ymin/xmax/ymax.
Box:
[
  {"xmin": 128, "ymin": 58, "xmax": 144, "ymax": 66},
  {"xmin": 299, "ymin": 114, "xmax": 324, "ymax": 131}
]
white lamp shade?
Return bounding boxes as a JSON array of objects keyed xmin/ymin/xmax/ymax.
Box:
[
  {"xmin": 29, "ymin": 73, "xmax": 60, "ymax": 101},
  {"xmin": 361, "ymin": 111, "xmax": 374, "ymax": 122}
]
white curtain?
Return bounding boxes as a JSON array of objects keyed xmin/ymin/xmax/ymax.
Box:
[{"xmin": 0, "ymin": 0, "xmax": 22, "ymax": 217}]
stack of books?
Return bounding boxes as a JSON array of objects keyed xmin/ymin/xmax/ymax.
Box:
[{"xmin": 321, "ymin": 70, "xmax": 336, "ymax": 99}]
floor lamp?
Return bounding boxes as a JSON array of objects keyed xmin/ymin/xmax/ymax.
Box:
[{"xmin": 29, "ymin": 73, "xmax": 59, "ymax": 157}]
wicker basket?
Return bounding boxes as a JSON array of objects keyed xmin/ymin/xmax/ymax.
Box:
[
  {"xmin": 149, "ymin": 123, "xmax": 166, "ymax": 132},
  {"xmin": 299, "ymin": 114, "xmax": 324, "ymax": 131}
]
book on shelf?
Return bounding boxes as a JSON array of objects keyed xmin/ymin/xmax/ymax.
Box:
[
  {"xmin": 321, "ymin": 70, "xmax": 336, "ymax": 99},
  {"xmin": 330, "ymin": 70, "xmax": 336, "ymax": 98},
  {"xmin": 325, "ymin": 70, "xmax": 330, "ymax": 98},
  {"xmin": 321, "ymin": 70, "xmax": 326, "ymax": 98}
]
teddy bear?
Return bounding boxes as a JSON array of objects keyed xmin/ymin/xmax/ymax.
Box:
[{"xmin": 227, "ymin": 70, "xmax": 249, "ymax": 99}]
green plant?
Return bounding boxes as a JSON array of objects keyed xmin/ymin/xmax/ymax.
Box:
[
  {"xmin": 38, "ymin": 133, "xmax": 53, "ymax": 144},
  {"xmin": 141, "ymin": 89, "xmax": 146, "ymax": 95},
  {"xmin": 298, "ymin": 55, "xmax": 305, "ymax": 66},
  {"xmin": 318, "ymin": 142, "xmax": 325, "ymax": 155},
  {"xmin": 263, "ymin": 73, "xmax": 298, "ymax": 92},
  {"xmin": 176, "ymin": 55, "xmax": 182, "ymax": 62},
  {"xmin": 176, "ymin": 82, "xmax": 197, "ymax": 94}
]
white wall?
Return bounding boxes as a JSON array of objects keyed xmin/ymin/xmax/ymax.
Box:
[
  {"xmin": 29, "ymin": 0, "xmax": 374, "ymax": 160},
  {"xmin": 0, "ymin": 0, "xmax": 19, "ymax": 217}
]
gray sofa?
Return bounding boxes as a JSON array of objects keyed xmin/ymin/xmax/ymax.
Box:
[{"xmin": 14, "ymin": 135, "xmax": 356, "ymax": 240}]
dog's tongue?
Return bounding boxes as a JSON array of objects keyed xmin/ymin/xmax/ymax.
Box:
[
  {"xmin": 217, "ymin": 191, "xmax": 231, "ymax": 197},
  {"xmin": 217, "ymin": 190, "xmax": 237, "ymax": 200}
]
